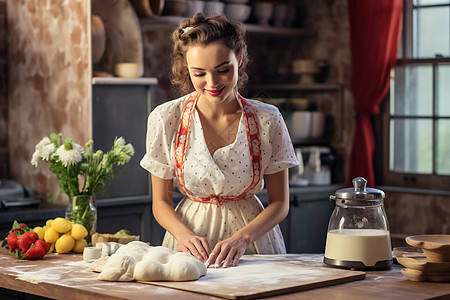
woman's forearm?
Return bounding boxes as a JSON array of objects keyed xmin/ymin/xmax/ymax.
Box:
[
  {"xmin": 234, "ymin": 169, "xmax": 290, "ymax": 244},
  {"xmin": 151, "ymin": 175, "xmax": 195, "ymax": 240}
]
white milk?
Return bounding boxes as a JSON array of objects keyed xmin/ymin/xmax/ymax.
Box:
[{"xmin": 324, "ymin": 229, "xmax": 392, "ymax": 266}]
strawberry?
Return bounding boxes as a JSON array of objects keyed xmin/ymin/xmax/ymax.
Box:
[
  {"xmin": 17, "ymin": 231, "xmax": 39, "ymax": 254},
  {"xmin": 6, "ymin": 232, "xmax": 19, "ymax": 252},
  {"xmin": 13, "ymin": 228, "xmax": 24, "ymax": 235},
  {"xmin": 24, "ymin": 243, "xmax": 46, "ymax": 260},
  {"xmin": 19, "ymin": 223, "xmax": 28, "ymax": 228},
  {"xmin": 35, "ymin": 239, "xmax": 50, "ymax": 253}
]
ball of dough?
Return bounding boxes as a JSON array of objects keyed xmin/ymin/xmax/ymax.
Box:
[
  {"xmin": 98, "ymin": 253, "xmax": 137, "ymax": 281},
  {"xmin": 98, "ymin": 241, "xmax": 207, "ymax": 282}
]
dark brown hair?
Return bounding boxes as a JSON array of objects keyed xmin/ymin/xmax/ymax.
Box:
[{"xmin": 170, "ymin": 13, "xmax": 249, "ymax": 94}]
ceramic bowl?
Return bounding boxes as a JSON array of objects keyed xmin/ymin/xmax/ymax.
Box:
[
  {"xmin": 83, "ymin": 247, "xmax": 101, "ymax": 263},
  {"xmin": 114, "ymin": 62, "xmax": 144, "ymax": 78},
  {"xmin": 224, "ymin": 4, "xmax": 251, "ymax": 22},
  {"xmin": 184, "ymin": 0, "xmax": 205, "ymax": 17},
  {"xmin": 287, "ymin": 111, "xmax": 311, "ymax": 139},
  {"xmin": 204, "ymin": 1, "xmax": 225, "ymax": 17},
  {"xmin": 406, "ymin": 235, "xmax": 450, "ymax": 262},
  {"xmin": 252, "ymin": 2, "xmax": 273, "ymax": 26}
]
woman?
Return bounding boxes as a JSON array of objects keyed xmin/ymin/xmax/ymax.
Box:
[{"xmin": 140, "ymin": 13, "xmax": 298, "ymax": 268}]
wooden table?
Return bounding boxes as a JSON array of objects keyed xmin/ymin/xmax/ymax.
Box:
[{"xmin": 0, "ymin": 249, "xmax": 448, "ymax": 300}]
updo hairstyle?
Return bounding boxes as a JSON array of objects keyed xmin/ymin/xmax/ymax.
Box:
[{"xmin": 170, "ymin": 13, "xmax": 250, "ymax": 94}]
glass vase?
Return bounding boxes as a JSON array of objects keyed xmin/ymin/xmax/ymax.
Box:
[{"xmin": 65, "ymin": 195, "xmax": 97, "ymax": 244}]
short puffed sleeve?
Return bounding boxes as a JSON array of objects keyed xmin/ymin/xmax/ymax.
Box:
[
  {"xmin": 140, "ymin": 100, "xmax": 181, "ymax": 179},
  {"xmin": 264, "ymin": 108, "xmax": 298, "ymax": 174}
]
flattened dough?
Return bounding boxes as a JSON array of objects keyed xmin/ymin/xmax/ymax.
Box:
[{"xmin": 98, "ymin": 241, "xmax": 207, "ymax": 282}]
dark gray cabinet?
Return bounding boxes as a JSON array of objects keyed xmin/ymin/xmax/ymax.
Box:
[{"xmin": 91, "ymin": 77, "xmax": 157, "ymax": 242}]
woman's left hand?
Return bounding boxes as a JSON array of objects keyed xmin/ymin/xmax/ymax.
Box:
[{"xmin": 205, "ymin": 234, "xmax": 249, "ymax": 268}]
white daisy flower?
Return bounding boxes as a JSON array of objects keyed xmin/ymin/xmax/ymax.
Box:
[
  {"xmin": 39, "ymin": 143, "xmax": 55, "ymax": 161},
  {"xmin": 31, "ymin": 150, "xmax": 40, "ymax": 167},
  {"xmin": 35, "ymin": 137, "xmax": 52, "ymax": 149},
  {"xmin": 125, "ymin": 143, "xmax": 135, "ymax": 156},
  {"xmin": 115, "ymin": 137, "xmax": 126, "ymax": 147},
  {"xmin": 55, "ymin": 142, "xmax": 83, "ymax": 167}
]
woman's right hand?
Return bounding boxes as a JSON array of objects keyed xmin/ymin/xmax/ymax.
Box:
[{"xmin": 176, "ymin": 233, "xmax": 211, "ymax": 263}]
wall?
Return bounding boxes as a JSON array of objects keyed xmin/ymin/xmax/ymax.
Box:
[
  {"xmin": 7, "ymin": 0, "xmax": 91, "ymax": 204},
  {"xmin": 385, "ymin": 191, "xmax": 450, "ymax": 246},
  {"xmin": 0, "ymin": 0, "xmax": 8, "ymax": 178}
]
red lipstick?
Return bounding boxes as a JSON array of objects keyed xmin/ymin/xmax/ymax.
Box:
[{"xmin": 206, "ymin": 87, "xmax": 224, "ymax": 97}]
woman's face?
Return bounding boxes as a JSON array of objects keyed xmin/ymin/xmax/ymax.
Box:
[{"xmin": 185, "ymin": 41, "xmax": 241, "ymax": 104}]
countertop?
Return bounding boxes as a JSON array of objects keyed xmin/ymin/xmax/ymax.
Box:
[{"xmin": 0, "ymin": 248, "xmax": 449, "ymax": 299}]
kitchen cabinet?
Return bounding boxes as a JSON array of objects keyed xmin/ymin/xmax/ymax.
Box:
[
  {"xmin": 0, "ymin": 206, "xmax": 66, "ymax": 240},
  {"xmin": 257, "ymin": 185, "xmax": 338, "ymax": 253},
  {"xmin": 91, "ymin": 77, "xmax": 157, "ymax": 242}
]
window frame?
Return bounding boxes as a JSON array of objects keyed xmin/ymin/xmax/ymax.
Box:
[{"xmin": 378, "ymin": 0, "xmax": 450, "ymax": 190}]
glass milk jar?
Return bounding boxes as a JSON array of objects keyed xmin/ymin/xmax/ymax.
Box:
[{"xmin": 324, "ymin": 177, "xmax": 393, "ymax": 269}]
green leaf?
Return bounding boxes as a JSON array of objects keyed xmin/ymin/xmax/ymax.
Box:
[{"xmin": 1, "ymin": 238, "xmax": 8, "ymax": 249}]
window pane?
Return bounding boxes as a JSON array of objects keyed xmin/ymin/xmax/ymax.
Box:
[
  {"xmin": 390, "ymin": 65, "xmax": 433, "ymax": 116},
  {"xmin": 389, "ymin": 118, "xmax": 433, "ymax": 174},
  {"xmin": 437, "ymin": 64, "xmax": 450, "ymax": 116},
  {"xmin": 436, "ymin": 120, "xmax": 450, "ymax": 174},
  {"xmin": 414, "ymin": 0, "xmax": 450, "ymax": 5},
  {"xmin": 413, "ymin": 6, "xmax": 450, "ymax": 58}
]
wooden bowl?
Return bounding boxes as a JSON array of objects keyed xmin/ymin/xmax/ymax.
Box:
[{"xmin": 406, "ymin": 235, "xmax": 450, "ymax": 262}]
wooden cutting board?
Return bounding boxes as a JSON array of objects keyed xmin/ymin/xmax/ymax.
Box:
[{"xmin": 142, "ymin": 260, "xmax": 366, "ymax": 299}]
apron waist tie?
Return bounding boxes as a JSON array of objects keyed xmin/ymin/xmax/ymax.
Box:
[{"xmin": 187, "ymin": 194, "xmax": 251, "ymax": 206}]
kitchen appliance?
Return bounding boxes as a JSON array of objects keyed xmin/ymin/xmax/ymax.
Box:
[
  {"xmin": 288, "ymin": 147, "xmax": 308, "ymax": 186},
  {"xmin": 0, "ymin": 180, "xmax": 41, "ymax": 211},
  {"xmin": 324, "ymin": 177, "xmax": 393, "ymax": 269},
  {"xmin": 301, "ymin": 146, "xmax": 335, "ymax": 186}
]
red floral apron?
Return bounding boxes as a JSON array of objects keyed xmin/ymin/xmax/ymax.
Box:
[{"xmin": 175, "ymin": 92, "xmax": 262, "ymax": 206}]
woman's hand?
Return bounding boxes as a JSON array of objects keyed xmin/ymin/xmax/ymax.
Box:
[
  {"xmin": 177, "ymin": 233, "xmax": 211, "ymax": 263},
  {"xmin": 205, "ymin": 233, "xmax": 250, "ymax": 268}
]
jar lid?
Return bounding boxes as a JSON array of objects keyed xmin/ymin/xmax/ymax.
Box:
[{"xmin": 332, "ymin": 177, "xmax": 385, "ymax": 200}]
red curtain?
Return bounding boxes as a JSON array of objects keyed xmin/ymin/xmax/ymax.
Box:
[{"xmin": 348, "ymin": 0, "xmax": 403, "ymax": 186}]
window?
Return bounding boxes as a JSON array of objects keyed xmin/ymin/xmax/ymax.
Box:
[{"xmin": 380, "ymin": 0, "xmax": 450, "ymax": 189}]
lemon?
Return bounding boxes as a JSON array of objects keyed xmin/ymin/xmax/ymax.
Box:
[
  {"xmin": 72, "ymin": 239, "xmax": 88, "ymax": 253},
  {"xmin": 51, "ymin": 217, "xmax": 72, "ymax": 233},
  {"xmin": 71, "ymin": 224, "xmax": 88, "ymax": 240},
  {"xmin": 44, "ymin": 227, "xmax": 60, "ymax": 244},
  {"xmin": 46, "ymin": 219, "xmax": 53, "ymax": 227},
  {"xmin": 55, "ymin": 235, "xmax": 75, "ymax": 254},
  {"xmin": 33, "ymin": 226, "xmax": 45, "ymax": 240}
]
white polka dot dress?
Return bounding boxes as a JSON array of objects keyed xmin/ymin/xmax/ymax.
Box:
[{"xmin": 141, "ymin": 94, "xmax": 298, "ymax": 254}]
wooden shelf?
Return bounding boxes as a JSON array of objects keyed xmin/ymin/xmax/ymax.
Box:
[
  {"xmin": 92, "ymin": 77, "xmax": 158, "ymax": 86},
  {"xmin": 139, "ymin": 16, "xmax": 316, "ymax": 38},
  {"xmin": 290, "ymin": 137, "xmax": 330, "ymax": 146},
  {"xmin": 248, "ymin": 83, "xmax": 342, "ymax": 92}
]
